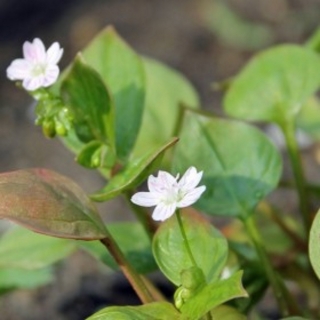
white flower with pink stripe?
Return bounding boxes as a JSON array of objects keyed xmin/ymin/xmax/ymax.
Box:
[
  {"xmin": 131, "ymin": 167, "xmax": 206, "ymax": 221},
  {"xmin": 7, "ymin": 38, "xmax": 63, "ymax": 91}
]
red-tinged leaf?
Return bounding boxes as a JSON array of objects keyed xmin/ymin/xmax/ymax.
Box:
[{"xmin": 0, "ymin": 169, "xmax": 107, "ymax": 240}]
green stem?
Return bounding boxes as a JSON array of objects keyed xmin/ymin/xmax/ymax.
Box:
[
  {"xmin": 176, "ymin": 210, "xmax": 198, "ymax": 268},
  {"xmin": 124, "ymin": 191, "xmax": 158, "ymax": 240},
  {"xmin": 100, "ymin": 229, "xmax": 154, "ymax": 304},
  {"xmin": 280, "ymin": 119, "xmax": 311, "ymax": 234},
  {"xmin": 244, "ymin": 215, "xmax": 299, "ymax": 317},
  {"xmin": 176, "ymin": 210, "xmax": 213, "ymax": 319}
]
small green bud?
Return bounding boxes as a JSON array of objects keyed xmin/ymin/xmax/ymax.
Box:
[
  {"xmin": 174, "ymin": 287, "xmax": 184, "ymax": 309},
  {"xmin": 55, "ymin": 121, "xmax": 67, "ymax": 136},
  {"xmin": 180, "ymin": 266, "xmax": 206, "ymax": 291},
  {"xmin": 42, "ymin": 119, "xmax": 56, "ymax": 138}
]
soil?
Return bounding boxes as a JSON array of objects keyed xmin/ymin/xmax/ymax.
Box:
[{"xmin": 0, "ymin": 0, "xmax": 320, "ymax": 319}]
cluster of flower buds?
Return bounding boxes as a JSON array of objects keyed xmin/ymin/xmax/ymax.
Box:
[{"xmin": 7, "ymin": 38, "xmax": 72, "ymax": 138}]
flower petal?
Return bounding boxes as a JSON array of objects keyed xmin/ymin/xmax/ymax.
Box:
[
  {"xmin": 131, "ymin": 192, "xmax": 159, "ymax": 207},
  {"xmin": 152, "ymin": 203, "xmax": 176, "ymax": 221},
  {"xmin": 178, "ymin": 166, "xmax": 203, "ymax": 192},
  {"xmin": 22, "ymin": 76, "xmax": 44, "ymax": 91},
  {"xmin": 23, "ymin": 38, "xmax": 46, "ymax": 63},
  {"xmin": 42, "ymin": 65, "xmax": 59, "ymax": 87},
  {"xmin": 158, "ymin": 170, "xmax": 177, "ymax": 189},
  {"xmin": 6, "ymin": 59, "xmax": 32, "ymax": 80},
  {"xmin": 177, "ymin": 185, "xmax": 206, "ymax": 208},
  {"xmin": 147, "ymin": 175, "xmax": 166, "ymax": 195},
  {"xmin": 46, "ymin": 42, "xmax": 63, "ymax": 64}
]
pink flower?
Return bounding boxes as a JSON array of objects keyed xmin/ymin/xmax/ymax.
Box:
[
  {"xmin": 131, "ymin": 167, "xmax": 206, "ymax": 221},
  {"xmin": 7, "ymin": 38, "xmax": 63, "ymax": 91}
]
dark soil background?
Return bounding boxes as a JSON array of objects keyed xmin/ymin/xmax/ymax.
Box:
[{"xmin": 0, "ymin": 0, "xmax": 320, "ymax": 319}]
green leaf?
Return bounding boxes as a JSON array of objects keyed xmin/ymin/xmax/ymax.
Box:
[
  {"xmin": 61, "ymin": 55, "xmax": 115, "ymax": 148},
  {"xmin": 280, "ymin": 317, "xmax": 309, "ymax": 320},
  {"xmin": 172, "ymin": 110, "xmax": 282, "ymax": 219},
  {"xmin": 305, "ymin": 27, "xmax": 320, "ymax": 53},
  {"xmin": 0, "ymin": 267, "xmax": 53, "ymax": 293},
  {"xmin": 0, "ymin": 169, "xmax": 107, "ymax": 240},
  {"xmin": 76, "ymin": 140, "xmax": 116, "ymax": 169},
  {"xmin": 203, "ymin": 0, "xmax": 273, "ymax": 50},
  {"xmin": 86, "ymin": 302, "xmax": 182, "ymax": 320},
  {"xmin": 0, "ymin": 226, "xmax": 76, "ymax": 269},
  {"xmin": 230, "ymin": 261, "xmax": 268, "ymax": 313},
  {"xmin": 210, "ymin": 305, "xmax": 247, "ymax": 320},
  {"xmin": 82, "ymin": 26, "xmax": 145, "ymax": 162},
  {"xmin": 224, "ymin": 45, "xmax": 320, "ymax": 124},
  {"xmin": 296, "ymin": 96, "xmax": 320, "ymax": 140},
  {"xmin": 152, "ymin": 210, "xmax": 228, "ymax": 286},
  {"xmin": 309, "ymin": 209, "xmax": 320, "ymax": 279},
  {"xmin": 91, "ymin": 137, "xmax": 178, "ymax": 202},
  {"xmin": 180, "ymin": 271, "xmax": 247, "ymax": 320},
  {"xmin": 132, "ymin": 57, "xmax": 199, "ymax": 166},
  {"xmin": 79, "ymin": 222, "xmax": 157, "ymax": 274}
]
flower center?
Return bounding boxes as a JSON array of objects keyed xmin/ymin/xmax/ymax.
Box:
[
  {"xmin": 162, "ymin": 184, "xmax": 185, "ymax": 205},
  {"xmin": 31, "ymin": 64, "xmax": 46, "ymax": 77}
]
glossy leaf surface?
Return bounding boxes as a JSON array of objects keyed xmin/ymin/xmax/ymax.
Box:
[
  {"xmin": 0, "ymin": 267, "xmax": 53, "ymax": 293},
  {"xmin": 61, "ymin": 55, "xmax": 114, "ymax": 147},
  {"xmin": 82, "ymin": 26, "xmax": 145, "ymax": 161},
  {"xmin": 87, "ymin": 302, "xmax": 182, "ymax": 320},
  {"xmin": 172, "ymin": 110, "xmax": 282, "ymax": 219},
  {"xmin": 180, "ymin": 271, "xmax": 247, "ymax": 320},
  {"xmin": 80, "ymin": 222, "xmax": 157, "ymax": 274},
  {"xmin": 297, "ymin": 96, "xmax": 320, "ymax": 140},
  {"xmin": 224, "ymin": 45, "xmax": 320, "ymax": 124},
  {"xmin": 152, "ymin": 210, "xmax": 228, "ymax": 286},
  {"xmin": 309, "ymin": 209, "xmax": 320, "ymax": 279},
  {"xmin": 133, "ymin": 57, "xmax": 199, "ymax": 165},
  {"xmin": 0, "ymin": 226, "xmax": 76, "ymax": 269},
  {"xmin": 280, "ymin": 317, "xmax": 309, "ymax": 320},
  {"xmin": 91, "ymin": 137, "xmax": 178, "ymax": 202},
  {"xmin": 0, "ymin": 169, "xmax": 107, "ymax": 240},
  {"xmin": 209, "ymin": 305, "xmax": 247, "ymax": 320}
]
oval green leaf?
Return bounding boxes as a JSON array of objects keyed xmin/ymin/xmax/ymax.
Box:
[
  {"xmin": 91, "ymin": 137, "xmax": 178, "ymax": 202},
  {"xmin": 0, "ymin": 226, "xmax": 76, "ymax": 269},
  {"xmin": 180, "ymin": 271, "xmax": 247, "ymax": 320},
  {"xmin": 309, "ymin": 209, "xmax": 320, "ymax": 279},
  {"xmin": 210, "ymin": 305, "xmax": 247, "ymax": 320},
  {"xmin": 76, "ymin": 140, "xmax": 116, "ymax": 169},
  {"xmin": 132, "ymin": 57, "xmax": 199, "ymax": 166},
  {"xmin": 280, "ymin": 317, "xmax": 309, "ymax": 320},
  {"xmin": 0, "ymin": 267, "xmax": 53, "ymax": 294},
  {"xmin": 86, "ymin": 302, "xmax": 182, "ymax": 320},
  {"xmin": 79, "ymin": 222, "xmax": 157, "ymax": 274},
  {"xmin": 152, "ymin": 210, "xmax": 228, "ymax": 286},
  {"xmin": 172, "ymin": 109, "xmax": 282, "ymax": 219},
  {"xmin": 296, "ymin": 96, "xmax": 320, "ymax": 140},
  {"xmin": 224, "ymin": 45, "xmax": 320, "ymax": 124},
  {"xmin": 61, "ymin": 55, "xmax": 115, "ymax": 147},
  {"xmin": 82, "ymin": 26, "xmax": 145, "ymax": 162},
  {"xmin": 0, "ymin": 169, "xmax": 107, "ymax": 240}
]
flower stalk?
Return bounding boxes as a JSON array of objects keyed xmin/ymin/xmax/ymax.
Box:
[
  {"xmin": 100, "ymin": 230, "xmax": 154, "ymax": 304},
  {"xmin": 176, "ymin": 209, "xmax": 198, "ymax": 268},
  {"xmin": 244, "ymin": 214, "xmax": 299, "ymax": 316},
  {"xmin": 280, "ymin": 119, "xmax": 311, "ymax": 235}
]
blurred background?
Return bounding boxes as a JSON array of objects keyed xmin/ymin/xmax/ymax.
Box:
[{"xmin": 0, "ymin": 0, "xmax": 319, "ymax": 318}]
